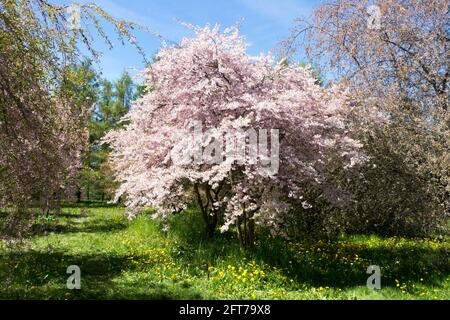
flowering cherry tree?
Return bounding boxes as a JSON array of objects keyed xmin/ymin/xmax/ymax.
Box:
[{"xmin": 106, "ymin": 25, "xmax": 368, "ymax": 246}]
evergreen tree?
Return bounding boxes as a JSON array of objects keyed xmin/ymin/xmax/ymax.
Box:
[{"xmin": 80, "ymin": 71, "xmax": 141, "ymax": 202}]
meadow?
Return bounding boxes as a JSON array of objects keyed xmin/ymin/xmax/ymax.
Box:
[{"xmin": 0, "ymin": 204, "xmax": 448, "ymax": 300}]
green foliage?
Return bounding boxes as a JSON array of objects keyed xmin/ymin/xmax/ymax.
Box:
[
  {"xmin": 340, "ymin": 120, "xmax": 449, "ymax": 237},
  {"xmin": 281, "ymin": 114, "xmax": 449, "ymax": 239},
  {"xmin": 77, "ymin": 68, "xmax": 141, "ymax": 202},
  {"xmin": 0, "ymin": 206, "xmax": 448, "ymax": 299}
]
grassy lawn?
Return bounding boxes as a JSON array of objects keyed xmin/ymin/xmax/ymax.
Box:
[{"xmin": 0, "ymin": 206, "xmax": 448, "ymax": 300}]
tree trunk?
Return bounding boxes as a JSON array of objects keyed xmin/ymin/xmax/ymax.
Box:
[
  {"xmin": 76, "ymin": 188, "xmax": 81, "ymax": 203},
  {"xmin": 194, "ymin": 183, "xmax": 218, "ymax": 238},
  {"xmin": 237, "ymin": 209, "xmax": 255, "ymax": 249}
]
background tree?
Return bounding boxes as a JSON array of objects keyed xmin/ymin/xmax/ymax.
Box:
[
  {"xmin": 281, "ymin": 0, "xmax": 449, "ymax": 236},
  {"xmin": 0, "ymin": 0, "xmax": 145, "ymax": 238},
  {"xmin": 80, "ymin": 71, "xmax": 140, "ymax": 202}
]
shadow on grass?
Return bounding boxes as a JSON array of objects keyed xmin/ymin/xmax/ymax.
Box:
[
  {"xmin": 165, "ymin": 208, "xmax": 449, "ymax": 290},
  {"xmin": 31, "ymin": 220, "xmax": 128, "ymax": 236},
  {"xmin": 30, "ymin": 210, "xmax": 127, "ymax": 236},
  {"xmin": 62, "ymin": 201, "xmax": 122, "ymax": 208},
  {"xmin": 253, "ymin": 237, "xmax": 449, "ymax": 289},
  {"xmin": 1, "ymin": 206, "xmax": 126, "ymax": 239},
  {"xmin": 0, "ymin": 250, "xmax": 204, "ymax": 300},
  {"xmin": 0, "ymin": 207, "xmax": 204, "ymax": 299}
]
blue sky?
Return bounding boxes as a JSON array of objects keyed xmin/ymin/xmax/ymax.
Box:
[{"xmin": 68, "ymin": 0, "xmax": 321, "ymax": 81}]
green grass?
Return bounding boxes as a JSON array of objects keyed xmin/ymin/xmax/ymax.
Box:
[{"xmin": 0, "ymin": 205, "xmax": 448, "ymax": 300}]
